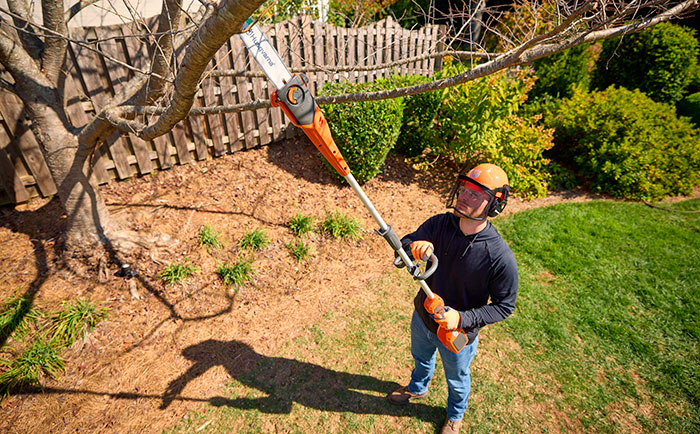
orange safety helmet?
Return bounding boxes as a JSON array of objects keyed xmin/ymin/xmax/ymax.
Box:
[{"xmin": 447, "ymin": 163, "xmax": 511, "ymax": 221}]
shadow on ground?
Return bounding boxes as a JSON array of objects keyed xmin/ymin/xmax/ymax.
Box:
[
  {"xmin": 161, "ymin": 339, "xmax": 443, "ymax": 425},
  {"xmin": 0, "ymin": 198, "xmax": 64, "ymax": 348},
  {"xmin": 264, "ymin": 135, "xmax": 455, "ymax": 197}
]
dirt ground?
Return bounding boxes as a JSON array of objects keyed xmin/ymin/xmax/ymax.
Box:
[{"xmin": 0, "ymin": 137, "xmax": 693, "ymax": 433}]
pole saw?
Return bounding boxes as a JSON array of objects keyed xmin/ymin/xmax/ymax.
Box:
[{"xmin": 239, "ymin": 18, "xmax": 468, "ymax": 353}]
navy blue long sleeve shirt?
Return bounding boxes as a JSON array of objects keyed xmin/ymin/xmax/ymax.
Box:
[{"xmin": 401, "ymin": 213, "xmax": 518, "ymax": 342}]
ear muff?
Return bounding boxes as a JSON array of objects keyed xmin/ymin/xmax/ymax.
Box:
[{"xmin": 487, "ymin": 186, "xmax": 510, "ymax": 217}]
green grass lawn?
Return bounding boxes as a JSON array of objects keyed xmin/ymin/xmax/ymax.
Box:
[{"xmin": 166, "ymin": 199, "xmax": 699, "ymax": 433}]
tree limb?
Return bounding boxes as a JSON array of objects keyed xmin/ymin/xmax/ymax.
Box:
[
  {"xmin": 201, "ymin": 50, "xmax": 495, "ymax": 80},
  {"xmin": 137, "ymin": 0, "xmax": 265, "ymax": 142},
  {"xmin": 1, "ymin": 5, "xmax": 169, "ymax": 83},
  {"xmin": 106, "ymin": 0, "xmax": 699, "ymax": 122},
  {"xmin": 138, "ymin": 0, "xmax": 185, "ymax": 105},
  {"xmin": 6, "ymin": 0, "xmax": 43, "ymax": 60},
  {"xmin": 0, "ymin": 31, "xmax": 55, "ymax": 106},
  {"xmin": 65, "ymin": 1, "xmax": 100, "ymax": 24},
  {"xmin": 41, "ymin": 0, "xmax": 68, "ymax": 84}
]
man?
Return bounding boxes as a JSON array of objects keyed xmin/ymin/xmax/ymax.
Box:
[{"xmin": 387, "ymin": 163, "xmax": 519, "ymax": 434}]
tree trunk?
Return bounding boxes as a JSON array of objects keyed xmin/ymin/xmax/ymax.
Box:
[{"xmin": 25, "ymin": 90, "xmax": 118, "ymax": 256}]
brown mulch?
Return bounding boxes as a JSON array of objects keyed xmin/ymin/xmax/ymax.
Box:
[{"xmin": 0, "ymin": 137, "xmax": 695, "ymax": 433}]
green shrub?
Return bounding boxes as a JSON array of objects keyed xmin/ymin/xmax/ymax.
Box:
[
  {"xmin": 592, "ymin": 23, "xmax": 699, "ymax": 103},
  {"xmin": 217, "ymin": 260, "xmax": 254, "ymax": 287},
  {"xmin": 320, "ymin": 211, "xmax": 363, "ymax": 240},
  {"xmin": 198, "ymin": 225, "xmax": 223, "ymax": 251},
  {"xmin": 531, "ymin": 44, "xmax": 594, "ymax": 99},
  {"xmin": 0, "ymin": 296, "xmax": 41, "ymax": 341},
  {"xmin": 0, "ymin": 339, "xmax": 64, "ymax": 396},
  {"xmin": 394, "ymin": 75, "xmax": 443, "ymax": 158},
  {"xmin": 547, "ymin": 86, "xmax": 700, "ymax": 199},
  {"xmin": 238, "ymin": 228, "xmax": 270, "ymax": 251},
  {"xmin": 479, "ymin": 115, "xmax": 555, "ymax": 198},
  {"xmin": 677, "ymin": 92, "xmax": 700, "ymax": 127},
  {"xmin": 430, "ymin": 60, "xmax": 555, "ymax": 198},
  {"xmin": 286, "ymin": 239, "xmax": 311, "ymax": 262},
  {"xmin": 545, "ymin": 161, "xmax": 579, "ymax": 191},
  {"xmin": 46, "ymin": 299, "xmax": 108, "ymax": 348},
  {"xmin": 321, "ymin": 78, "xmax": 406, "ymax": 184},
  {"xmin": 159, "ymin": 260, "xmax": 199, "ymax": 285},
  {"xmin": 288, "ymin": 213, "xmax": 315, "ymax": 237}
]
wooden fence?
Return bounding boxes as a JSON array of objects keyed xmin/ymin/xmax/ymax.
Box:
[{"xmin": 0, "ymin": 15, "xmax": 445, "ymax": 205}]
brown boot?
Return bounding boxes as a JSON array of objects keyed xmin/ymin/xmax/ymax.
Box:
[
  {"xmin": 386, "ymin": 385, "xmax": 427, "ymax": 405},
  {"xmin": 441, "ymin": 419, "xmax": 462, "ymax": 434}
]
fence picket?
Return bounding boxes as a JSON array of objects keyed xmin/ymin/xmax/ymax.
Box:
[
  {"xmin": 73, "ymin": 28, "xmax": 133, "ymax": 179},
  {"xmin": 313, "ymin": 20, "xmax": 326, "ymax": 91},
  {"xmin": 357, "ymin": 26, "xmax": 366, "ymax": 83},
  {"xmin": 216, "ymin": 42, "xmax": 245, "ymax": 151},
  {"xmin": 62, "ymin": 71, "xmax": 112, "ymax": 183},
  {"xmin": 95, "ymin": 27, "xmax": 154, "ymax": 175},
  {"xmin": 203, "ymin": 58, "xmax": 227, "ymax": 156},
  {"xmin": 0, "ymin": 114, "xmax": 30, "ymax": 203},
  {"xmin": 0, "ymin": 93, "xmax": 57, "ymax": 196}
]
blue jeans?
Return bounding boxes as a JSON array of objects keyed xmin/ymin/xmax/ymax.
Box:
[{"xmin": 407, "ymin": 310, "xmax": 478, "ymax": 422}]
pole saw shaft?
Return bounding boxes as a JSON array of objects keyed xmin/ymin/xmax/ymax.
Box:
[{"xmin": 239, "ymin": 19, "xmax": 467, "ymax": 353}]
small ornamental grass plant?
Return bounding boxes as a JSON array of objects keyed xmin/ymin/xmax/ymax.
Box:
[
  {"xmin": 288, "ymin": 213, "xmax": 315, "ymax": 237},
  {"xmin": 0, "ymin": 296, "xmax": 41, "ymax": 342},
  {"xmin": 198, "ymin": 225, "xmax": 223, "ymax": 251},
  {"xmin": 0, "ymin": 339, "xmax": 64, "ymax": 395},
  {"xmin": 238, "ymin": 228, "xmax": 270, "ymax": 251},
  {"xmin": 159, "ymin": 260, "xmax": 199, "ymax": 286},
  {"xmin": 0, "ymin": 298, "xmax": 107, "ymax": 398},
  {"xmin": 217, "ymin": 260, "xmax": 255, "ymax": 287},
  {"xmin": 46, "ymin": 299, "xmax": 108, "ymax": 348},
  {"xmin": 287, "ymin": 239, "xmax": 311, "ymax": 262},
  {"xmin": 320, "ymin": 211, "xmax": 363, "ymax": 240}
]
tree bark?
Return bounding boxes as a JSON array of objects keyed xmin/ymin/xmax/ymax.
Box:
[{"xmin": 0, "ymin": 34, "xmax": 116, "ymax": 254}]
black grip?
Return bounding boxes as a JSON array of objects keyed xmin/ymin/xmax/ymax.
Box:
[
  {"xmin": 414, "ymin": 254, "xmax": 438, "ymax": 281},
  {"xmin": 376, "ymin": 225, "xmax": 402, "ymax": 251}
]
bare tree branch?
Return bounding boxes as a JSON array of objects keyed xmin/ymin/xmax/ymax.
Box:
[
  {"xmin": 104, "ymin": 0, "xmax": 699, "ymax": 124},
  {"xmin": 1, "ymin": 5, "xmax": 171, "ymax": 82},
  {"xmin": 0, "ymin": 31, "xmax": 50, "ymax": 93},
  {"xmin": 136, "ymin": 0, "xmax": 185, "ymax": 105},
  {"xmin": 41, "ymin": 0, "xmax": 68, "ymax": 84},
  {"xmin": 202, "ymin": 50, "xmax": 495, "ymax": 80},
  {"xmin": 6, "ymin": 0, "xmax": 43, "ymax": 60},
  {"xmin": 136, "ymin": 0, "xmax": 265, "ymax": 142},
  {"xmin": 65, "ymin": 0, "xmax": 100, "ymax": 23}
]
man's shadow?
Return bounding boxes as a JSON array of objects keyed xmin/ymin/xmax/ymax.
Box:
[{"xmin": 161, "ymin": 339, "xmax": 442, "ymax": 423}]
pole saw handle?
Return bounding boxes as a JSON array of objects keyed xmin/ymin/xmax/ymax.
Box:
[
  {"xmin": 424, "ymin": 294, "xmax": 469, "ymax": 353},
  {"xmin": 393, "ymin": 253, "xmax": 438, "ymax": 281}
]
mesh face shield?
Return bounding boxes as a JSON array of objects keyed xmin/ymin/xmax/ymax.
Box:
[{"xmin": 446, "ymin": 175, "xmax": 499, "ymax": 221}]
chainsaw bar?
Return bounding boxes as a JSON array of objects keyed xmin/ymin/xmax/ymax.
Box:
[{"xmin": 240, "ymin": 18, "xmax": 292, "ymax": 91}]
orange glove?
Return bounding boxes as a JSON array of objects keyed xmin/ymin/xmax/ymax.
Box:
[
  {"xmin": 410, "ymin": 240, "xmax": 434, "ymax": 261},
  {"xmin": 434, "ymin": 307, "xmax": 461, "ymax": 330}
]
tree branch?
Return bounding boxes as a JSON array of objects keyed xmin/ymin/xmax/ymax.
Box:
[
  {"xmin": 139, "ymin": 0, "xmax": 185, "ymax": 104},
  {"xmin": 137, "ymin": 0, "xmax": 265, "ymax": 142},
  {"xmin": 6, "ymin": 0, "xmax": 43, "ymax": 60},
  {"xmin": 106, "ymin": 0, "xmax": 699, "ymax": 122},
  {"xmin": 41, "ymin": 0, "xmax": 68, "ymax": 84},
  {"xmin": 65, "ymin": 1, "xmax": 100, "ymax": 24},
  {"xmin": 0, "ymin": 31, "xmax": 54, "ymax": 102},
  {"xmin": 201, "ymin": 50, "xmax": 495, "ymax": 80}
]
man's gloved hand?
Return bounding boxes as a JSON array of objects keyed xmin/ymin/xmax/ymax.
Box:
[
  {"xmin": 434, "ymin": 307, "xmax": 461, "ymax": 330},
  {"xmin": 410, "ymin": 241, "xmax": 434, "ymax": 261}
]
